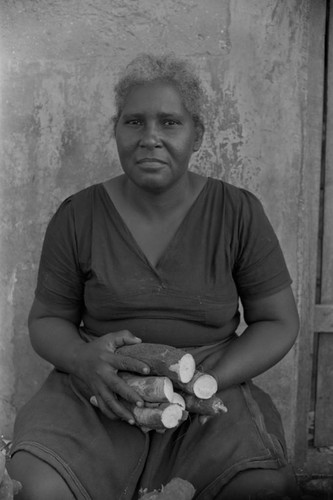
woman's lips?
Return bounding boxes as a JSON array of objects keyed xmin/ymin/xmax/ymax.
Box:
[{"xmin": 136, "ymin": 158, "xmax": 167, "ymax": 165}]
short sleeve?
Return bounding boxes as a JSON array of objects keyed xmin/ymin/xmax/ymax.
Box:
[
  {"xmin": 35, "ymin": 197, "xmax": 84, "ymax": 308},
  {"xmin": 233, "ymin": 190, "xmax": 292, "ymax": 299}
]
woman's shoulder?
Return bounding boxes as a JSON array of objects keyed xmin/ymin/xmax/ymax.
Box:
[
  {"xmin": 49, "ymin": 183, "xmax": 106, "ymax": 231},
  {"xmin": 62, "ymin": 182, "xmax": 105, "ymax": 206},
  {"xmin": 207, "ymin": 177, "xmax": 263, "ymax": 209}
]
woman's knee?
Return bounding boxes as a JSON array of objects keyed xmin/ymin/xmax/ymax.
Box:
[
  {"xmin": 217, "ymin": 466, "xmax": 300, "ymax": 500},
  {"xmin": 7, "ymin": 451, "xmax": 75, "ymax": 500}
]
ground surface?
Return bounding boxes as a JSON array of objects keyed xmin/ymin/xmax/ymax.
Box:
[{"xmin": 299, "ymin": 477, "xmax": 333, "ymax": 499}]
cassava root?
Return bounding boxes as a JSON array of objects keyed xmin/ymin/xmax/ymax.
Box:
[
  {"xmin": 124, "ymin": 401, "xmax": 188, "ymax": 430},
  {"xmin": 182, "ymin": 394, "xmax": 228, "ymax": 415},
  {"xmin": 116, "ymin": 343, "xmax": 227, "ymax": 430},
  {"xmin": 174, "ymin": 370, "xmax": 218, "ymax": 399},
  {"xmin": 117, "ymin": 343, "xmax": 195, "ymax": 383},
  {"xmin": 139, "ymin": 477, "xmax": 195, "ymax": 500},
  {"xmin": 119, "ymin": 372, "xmax": 174, "ymax": 402},
  {"xmin": 171, "ymin": 392, "xmax": 186, "ymax": 409}
]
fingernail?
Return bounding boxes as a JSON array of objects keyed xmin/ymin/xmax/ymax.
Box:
[
  {"xmin": 200, "ymin": 416, "xmax": 209, "ymax": 425},
  {"xmin": 90, "ymin": 396, "xmax": 98, "ymax": 407},
  {"xmin": 128, "ymin": 419, "xmax": 135, "ymax": 425}
]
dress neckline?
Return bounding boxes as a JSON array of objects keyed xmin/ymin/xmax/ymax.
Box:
[{"xmin": 99, "ymin": 177, "xmax": 211, "ymax": 272}]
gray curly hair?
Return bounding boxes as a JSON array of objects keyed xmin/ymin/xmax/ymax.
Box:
[{"xmin": 113, "ymin": 53, "xmax": 205, "ymax": 131}]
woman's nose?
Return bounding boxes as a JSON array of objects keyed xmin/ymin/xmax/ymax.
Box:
[{"xmin": 139, "ymin": 124, "xmax": 161, "ymax": 148}]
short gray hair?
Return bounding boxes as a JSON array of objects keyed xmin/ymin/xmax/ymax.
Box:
[{"xmin": 113, "ymin": 53, "xmax": 205, "ymax": 130}]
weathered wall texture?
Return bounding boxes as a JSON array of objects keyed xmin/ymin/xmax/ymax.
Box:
[{"xmin": 0, "ymin": 0, "xmax": 319, "ymax": 458}]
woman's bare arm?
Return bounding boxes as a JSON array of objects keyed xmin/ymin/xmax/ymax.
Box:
[
  {"xmin": 28, "ymin": 298, "xmax": 150, "ymax": 423},
  {"xmin": 201, "ymin": 286, "xmax": 299, "ymax": 390},
  {"xmin": 28, "ymin": 298, "xmax": 84, "ymax": 372}
]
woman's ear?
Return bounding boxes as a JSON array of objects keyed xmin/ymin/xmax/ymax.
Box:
[{"xmin": 193, "ymin": 123, "xmax": 204, "ymax": 152}]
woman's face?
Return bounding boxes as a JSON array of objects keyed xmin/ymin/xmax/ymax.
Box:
[{"xmin": 115, "ymin": 81, "xmax": 202, "ymax": 193}]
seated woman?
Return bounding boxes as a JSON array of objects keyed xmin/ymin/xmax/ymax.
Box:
[{"xmin": 8, "ymin": 53, "xmax": 300, "ymax": 500}]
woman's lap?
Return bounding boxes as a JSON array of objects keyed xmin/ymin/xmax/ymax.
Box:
[
  {"xmin": 10, "ymin": 370, "xmax": 292, "ymax": 500},
  {"xmin": 215, "ymin": 465, "xmax": 300, "ymax": 500},
  {"xmin": 10, "ymin": 371, "xmax": 148, "ymax": 499}
]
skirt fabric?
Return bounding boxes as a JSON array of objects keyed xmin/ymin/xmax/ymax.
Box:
[{"xmin": 10, "ymin": 369, "xmax": 288, "ymax": 500}]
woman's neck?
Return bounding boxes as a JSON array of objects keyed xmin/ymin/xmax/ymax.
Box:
[{"xmin": 120, "ymin": 171, "xmax": 199, "ymax": 218}]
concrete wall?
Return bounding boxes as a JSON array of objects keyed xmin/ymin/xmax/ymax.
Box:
[{"xmin": 0, "ymin": 0, "xmax": 321, "ymax": 458}]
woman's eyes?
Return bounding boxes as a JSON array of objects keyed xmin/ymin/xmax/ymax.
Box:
[
  {"xmin": 125, "ymin": 119, "xmax": 143, "ymax": 126},
  {"xmin": 125, "ymin": 119, "xmax": 181, "ymax": 127},
  {"xmin": 163, "ymin": 119, "xmax": 180, "ymax": 126}
]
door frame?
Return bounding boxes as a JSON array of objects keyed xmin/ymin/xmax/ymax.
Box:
[{"xmin": 294, "ymin": 0, "xmax": 332, "ymax": 474}]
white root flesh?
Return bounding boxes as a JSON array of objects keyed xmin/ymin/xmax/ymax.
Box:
[
  {"xmin": 168, "ymin": 353, "xmax": 196, "ymax": 383},
  {"xmin": 171, "ymin": 392, "xmax": 186, "ymax": 410},
  {"xmin": 132, "ymin": 403, "xmax": 187, "ymax": 430},
  {"xmin": 175, "ymin": 371, "xmax": 218, "ymax": 399}
]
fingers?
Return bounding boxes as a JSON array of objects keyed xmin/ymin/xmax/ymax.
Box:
[
  {"xmin": 90, "ymin": 364, "xmax": 145, "ymax": 422},
  {"xmin": 70, "ymin": 375, "xmax": 125, "ymax": 421},
  {"xmin": 98, "ymin": 331, "xmax": 151, "ymax": 374},
  {"xmin": 102, "ymin": 367, "xmax": 144, "ymax": 406},
  {"xmin": 91, "ymin": 388, "xmax": 137, "ymax": 424},
  {"xmin": 110, "ymin": 352, "xmax": 150, "ymax": 375},
  {"xmin": 104, "ymin": 330, "xmax": 142, "ymax": 352},
  {"xmin": 90, "ymin": 393, "xmax": 131, "ymax": 422},
  {"xmin": 113, "ymin": 331, "xmax": 142, "ymax": 347}
]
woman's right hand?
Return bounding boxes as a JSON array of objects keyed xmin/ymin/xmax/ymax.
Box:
[{"xmin": 72, "ymin": 330, "xmax": 150, "ymax": 424}]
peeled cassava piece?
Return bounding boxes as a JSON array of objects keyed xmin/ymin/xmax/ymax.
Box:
[
  {"xmin": 117, "ymin": 344, "xmax": 196, "ymax": 383},
  {"xmin": 119, "ymin": 372, "xmax": 174, "ymax": 402},
  {"xmin": 171, "ymin": 392, "xmax": 186, "ymax": 410},
  {"xmin": 139, "ymin": 477, "xmax": 196, "ymax": 500},
  {"xmin": 128, "ymin": 402, "xmax": 187, "ymax": 430},
  {"xmin": 175, "ymin": 370, "xmax": 218, "ymax": 399}
]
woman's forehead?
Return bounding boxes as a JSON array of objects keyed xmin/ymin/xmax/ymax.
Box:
[{"xmin": 122, "ymin": 81, "xmax": 189, "ymax": 115}]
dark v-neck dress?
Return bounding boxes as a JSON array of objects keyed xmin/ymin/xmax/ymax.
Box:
[{"xmin": 11, "ymin": 177, "xmax": 292, "ymax": 500}]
